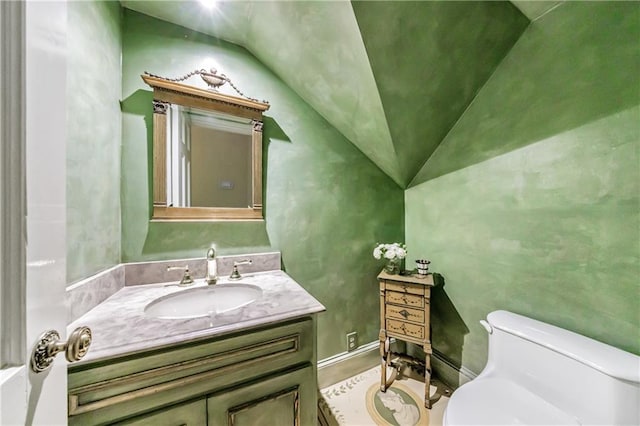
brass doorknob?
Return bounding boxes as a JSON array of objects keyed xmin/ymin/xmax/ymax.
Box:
[{"xmin": 30, "ymin": 326, "xmax": 92, "ymax": 373}]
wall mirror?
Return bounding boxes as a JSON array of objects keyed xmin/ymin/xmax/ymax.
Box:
[{"xmin": 142, "ymin": 70, "xmax": 270, "ymax": 220}]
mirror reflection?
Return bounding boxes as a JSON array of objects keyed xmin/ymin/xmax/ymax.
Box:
[
  {"xmin": 142, "ymin": 71, "xmax": 269, "ymax": 221},
  {"xmin": 167, "ymin": 106, "xmax": 253, "ymax": 209}
]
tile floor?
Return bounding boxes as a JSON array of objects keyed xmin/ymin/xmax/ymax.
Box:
[{"xmin": 319, "ymin": 365, "xmax": 451, "ymax": 426}]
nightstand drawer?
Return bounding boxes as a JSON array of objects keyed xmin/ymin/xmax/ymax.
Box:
[
  {"xmin": 386, "ymin": 291, "xmax": 424, "ymax": 308},
  {"xmin": 386, "ymin": 319, "xmax": 424, "ymax": 340},
  {"xmin": 386, "ymin": 305, "xmax": 424, "ymax": 323},
  {"xmin": 385, "ymin": 281, "xmax": 424, "ymax": 295}
]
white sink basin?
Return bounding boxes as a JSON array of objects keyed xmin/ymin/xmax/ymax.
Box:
[{"xmin": 144, "ymin": 283, "xmax": 262, "ymax": 319}]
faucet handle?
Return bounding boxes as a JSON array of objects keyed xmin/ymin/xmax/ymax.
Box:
[
  {"xmin": 229, "ymin": 259, "xmax": 252, "ymax": 280},
  {"xmin": 167, "ymin": 265, "xmax": 194, "ymax": 286},
  {"xmin": 167, "ymin": 265, "xmax": 187, "ymax": 271}
]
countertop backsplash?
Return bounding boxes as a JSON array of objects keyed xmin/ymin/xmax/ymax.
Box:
[
  {"xmin": 66, "ymin": 252, "xmax": 282, "ymax": 324},
  {"xmin": 66, "ymin": 264, "xmax": 125, "ymax": 324}
]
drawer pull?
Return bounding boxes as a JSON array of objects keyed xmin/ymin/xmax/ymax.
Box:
[{"xmin": 399, "ymin": 310, "xmax": 409, "ymax": 319}]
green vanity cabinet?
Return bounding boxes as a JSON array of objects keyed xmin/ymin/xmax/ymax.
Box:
[
  {"xmin": 68, "ymin": 317, "xmax": 317, "ymax": 425},
  {"xmin": 207, "ymin": 364, "xmax": 315, "ymax": 425},
  {"xmin": 116, "ymin": 366, "xmax": 314, "ymax": 426},
  {"xmin": 115, "ymin": 399, "xmax": 207, "ymax": 425}
]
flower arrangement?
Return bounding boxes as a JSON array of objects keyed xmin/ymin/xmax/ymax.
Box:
[
  {"xmin": 373, "ymin": 242, "xmax": 407, "ymax": 260},
  {"xmin": 373, "ymin": 242, "xmax": 407, "ymax": 274}
]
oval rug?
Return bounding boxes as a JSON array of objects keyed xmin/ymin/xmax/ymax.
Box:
[{"xmin": 365, "ymin": 382, "xmax": 429, "ymax": 426}]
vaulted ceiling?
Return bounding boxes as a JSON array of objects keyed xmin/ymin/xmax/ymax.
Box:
[{"xmin": 122, "ymin": 0, "xmax": 531, "ymax": 188}]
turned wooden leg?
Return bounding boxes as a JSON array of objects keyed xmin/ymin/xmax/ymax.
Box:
[
  {"xmin": 379, "ymin": 330, "xmax": 388, "ymax": 392},
  {"xmin": 424, "ymin": 352, "xmax": 432, "ymax": 409},
  {"xmin": 379, "ymin": 334, "xmax": 400, "ymax": 392}
]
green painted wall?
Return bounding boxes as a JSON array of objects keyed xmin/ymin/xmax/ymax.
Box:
[
  {"xmin": 406, "ymin": 1, "xmax": 640, "ymax": 376},
  {"xmin": 121, "ymin": 1, "xmax": 530, "ymax": 189},
  {"xmin": 120, "ymin": 10, "xmax": 404, "ymax": 359},
  {"xmin": 353, "ymin": 1, "xmax": 528, "ymax": 186},
  {"xmin": 66, "ymin": 1, "xmax": 122, "ymax": 283},
  {"xmin": 511, "ymin": 1, "xmax": 562, "ymax": 21},
  {"xmin": 243, "ymin": 2, "xmax": 402, "ymax": 187}
]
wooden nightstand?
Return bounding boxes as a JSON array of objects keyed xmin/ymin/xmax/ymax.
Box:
[{"xmin": 378, "ymin": 270, "xmax": 436, "ymax": 408}]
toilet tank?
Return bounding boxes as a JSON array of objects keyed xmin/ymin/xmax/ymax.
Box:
[{"xmin": 481, "ymin": 310, "xmax": 640, "ymax": 425}]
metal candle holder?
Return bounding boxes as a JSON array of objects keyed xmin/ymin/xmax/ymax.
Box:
[{"xmin": 415, "ymin": 259, "xmax": 431, "ymax": 277}]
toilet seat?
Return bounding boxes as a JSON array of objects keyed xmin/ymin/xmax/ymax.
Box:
[{"xmin": 444, "ymin": 377, "xmax": 581, "ymax": 425}]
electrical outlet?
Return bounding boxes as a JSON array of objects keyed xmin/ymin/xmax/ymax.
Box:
[{"xmin": 346, "ymin": 332, "xmax": 358, "ymax": 352}]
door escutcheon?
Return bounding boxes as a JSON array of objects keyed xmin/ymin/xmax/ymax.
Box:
[{"xmin": 30, "ymin": 326, "xmax": 92, "ymax": 373}]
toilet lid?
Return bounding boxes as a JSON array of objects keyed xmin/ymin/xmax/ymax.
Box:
[{"xmin": 444, "ymin": 377, "xmax": 581, "ymax": 425}]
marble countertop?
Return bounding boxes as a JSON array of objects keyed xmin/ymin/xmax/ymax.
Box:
[{"xmin": 68, "ymin": 270, "xmax": 325, "ymax": 365}]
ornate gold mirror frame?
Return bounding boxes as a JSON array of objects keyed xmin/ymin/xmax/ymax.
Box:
[{"xmin": 142, "ymin": 72, "xmax": 270, "ymax": 221}]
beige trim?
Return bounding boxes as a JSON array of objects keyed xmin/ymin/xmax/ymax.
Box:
[
  {"xmin": 141, "ymin": 75, "xmax": 269, "ymax": 114},
  {"xmin": 152, "ymin": 206, "xmax": 263, "ymax": 221},
  {"xmin": 252, "ymin": 121, "xmax": 263, "ymax": 209},
  {"xmin": 152, "ymin": 109, "xmax": 167, "ymax": 206}
]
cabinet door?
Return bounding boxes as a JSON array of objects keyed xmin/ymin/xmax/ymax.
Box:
[
  {"xmin": 113, "ymin": 399, "xmax": 206, "ymax": 426},
  {"xmin": 207, "ymin": 364, "xmax": 316, "ymax": 426},
  {"xmin": 68, "ymin": 319, "xmax": 315, "ymax": 425}
]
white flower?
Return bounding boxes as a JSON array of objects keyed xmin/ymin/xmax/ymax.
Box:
[
  {"xmin": 396, "ymin": 247, "xmax": 407, "ymax": 259},
  {"xmin": 372, "ymin": 242, "xmax": 407, "ymax": 261},
  {"xmin": 373, "ymin": 246, "xmax": 382, "ymax": 260}
]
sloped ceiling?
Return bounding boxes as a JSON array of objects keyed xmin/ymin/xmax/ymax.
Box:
[
  {"xmin": 510, "ymin": 1, "xmax": 562, "ymax": 21},
  {"xmin": 352, "ymin": 1, "xmax": 528, "ymax": 185},
  {"xmin": 122, "ymin": 0, "xmax": 529, "ymax": 188}
]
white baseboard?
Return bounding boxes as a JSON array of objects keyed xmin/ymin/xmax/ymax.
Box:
[
  {"xmin": 317, "ymin": 340, "xmax": 382, "ymax": 388},
  {"xmin": 431, "ymin": 349, "xmax": 476, "ymax": 389},
  {"xmin": 317, "ymin": 341, "xmax": 476, "ymax": 390}
]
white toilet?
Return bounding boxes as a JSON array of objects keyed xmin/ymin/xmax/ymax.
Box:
[{"xmin": 444, "ymin": 310, "xmax": 640, "ymax": 425}]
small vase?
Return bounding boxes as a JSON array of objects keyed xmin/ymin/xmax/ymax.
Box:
[{"xmin": 384, "ymin": 258, "xmax": 401, "ymax": 275}]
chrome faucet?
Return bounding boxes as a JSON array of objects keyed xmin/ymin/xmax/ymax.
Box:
[
  {"xmin": 229, "ymin": 259, "xmax": 252, "ymax": 280},
  {"xmin": 205, "ymin": 248, "xmax": 217, "ymax": 285},
  {"xmin": 167, "ymin": 265, "xmax": 194, "ymax": 287}
]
